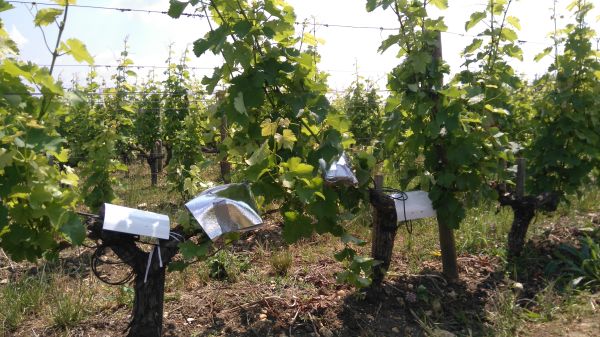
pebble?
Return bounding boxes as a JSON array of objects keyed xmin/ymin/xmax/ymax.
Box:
[
  {"xmin": 259, "ymin": 313, "xmax": 268, "ymax": 321},
  {"xmin": 186, "ymin": 318, "xmax": 195, "ymax": 323},
  {"xmin": 392, "ymin": 327, "xmax": 400, "ymax": 333},
  {"xmin": 512, "ymin": 282, "xmax": 524, "ymax": 292}
]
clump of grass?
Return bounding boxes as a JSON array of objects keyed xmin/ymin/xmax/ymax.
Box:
[
  {"xmin": 51, "ymin": 290, "xmax": 89, "ymax": 330},
  {"xmin": 522, "ymin": 281, "xmax": 562, "ymax": 323},
  {"xmin": 0, "ymin": 276, "xmax": 50, "ymax": 334},
  {"xmin": 270, "ymin": 249, "xmax": 293, "ymax": 276},
  {"xmin": 206, "ymin": 250, "xmax": 252, "ymax": 282},
  {"xmin": 115, "ymin": 285, "xmax": 134, "ymax": 308},
  {"xmin": 486, "ymin": 288, "xmax": 522, "ymax": 337}
]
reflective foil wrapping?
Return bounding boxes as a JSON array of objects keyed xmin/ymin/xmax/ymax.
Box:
[
  {"xmin": 320, "ymin": 153, "xmax": 359, "ymax": 186},
  {"xmin": 185, "ymin": 184, "xmax": 263, "ymax": 240}
]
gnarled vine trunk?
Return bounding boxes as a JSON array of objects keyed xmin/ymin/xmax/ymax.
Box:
[
  {"xmin": 369, "ymin": 176, "xmax": 398, "ymax": 290},
  {"xmin": 99, "ymin": 230, "xmax": 179, "ymax": 337}
]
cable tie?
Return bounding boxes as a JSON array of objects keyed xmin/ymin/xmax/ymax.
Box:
[
  {"xmin": 157, "ymin": 246, "xmax": 163, "ymax": 268},
  {"xmin": 144, "ymin": 246, "xmax": 154, "ymax": 283}
]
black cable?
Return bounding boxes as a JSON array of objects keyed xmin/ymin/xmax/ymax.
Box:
[
  {"xmin": 91, "ymin": 244, "xmax": 135, "ymax": 286},
  {"xmin": 382, "ymin": 187, "xmax": 413, "ymax": 234}
]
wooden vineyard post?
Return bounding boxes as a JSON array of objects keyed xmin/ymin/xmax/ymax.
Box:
[
  {"xmin": 431, "ymin": 31, "xmax": 459, "ymax": 282},
  {"xmin": 369, "ymin": 175, "xmax": 398, "ymax": 290},
  {"xmin": 515, "ymin": 157, "xmax": 525, "ymax": 199},
  {"xmin": 215, "ymin": 91, "xmax": 231, "ymax": 184},
  {"xmin": 220, "ymin": 115, "xmax": 231, "ymax": 183},
  {"xmin": 156, "ymin": 140, "xmax": 164, "ymax": 173},
  {"xmin": 150, "ymin": 140, "xmax": 161, "ymax": 186}
]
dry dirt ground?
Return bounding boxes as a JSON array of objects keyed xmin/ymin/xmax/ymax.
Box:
[{"xmin": 1, "ymin": 215, "xmax": 599, "ymax": 337}]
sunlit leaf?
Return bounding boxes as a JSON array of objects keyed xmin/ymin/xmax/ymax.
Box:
[
  {"xmin": 465, "ymin": 11, "xmax": 486, "ymax": 31},
  {"xmin": 34, "ymin": 8, "xmax": 63, "ymax": 27},
  {"xmin": 59, "ymin": 38, "xmax": 94, "ymax": 65}
]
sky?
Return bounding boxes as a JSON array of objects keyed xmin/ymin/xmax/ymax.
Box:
[{"xmin": 2, "ymin": 0, "xmax": 599, "ymax": 93}]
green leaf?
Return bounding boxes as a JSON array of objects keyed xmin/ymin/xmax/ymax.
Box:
[
  {"xmin": 275, "ymin": 129, "xmax": 297, "ymax": 150},
  {"xmin": 178, "ymin": 240, "xmax": 211, "ymax": 260},
  {"xmin": 0, "ymin": 203, "xmax": 7, "ymax": 231},
  {"xmin": 193, "ymin": 38, "xmax": 211, "ymax": 57},
  {"xmin": 53, "ymin": 0, "xmax": 77, "ymax": 5},
  {"xmin": 378, "ymin": 34, "xmax": 401, "ymax": 53},
  {"xmin": 500, "ymin": 28, "xmax": 518, "ymax": 42},
  {"xmin": 341, "ymin": 233, "xmax": 366, "ymax": 246},
  {"xmin": 34, "ymin": 8, "xmax": 63, "ymax": 27},
  {"xmin": 465, "ymin": 11, "xmax": 486, "ymax": 31},
  {"xmin": 260, "ymin": 119, "xmax": 278, "ymax": 136},
  {"xmin": 506, "ymin": 16, "xmax": 521, "ymax": 30},
  {"xmin": 233, "ymin": 20, "xmax": 252, "ymax": 38},
  {"xmin": 464, "ymin": 38, "xmax": 482, "ymax": 54},
  {"xmin": 49, "ymin": 148, "xmax": 69, "ymax": 163},
  {"xmin": 60, "ymin": 212, "xmax": 85, "ymax": 245},
  {"xmin": 534, "ymin": 46, "xmax": 552, "ymax": 62},
  {"xmin": 233, "ymin": 92, "xmax": 247, "ymax": 115},
  {"xmin": 439, "ymin": 86, "xmax": 465, "ymax": 98},
  {"xmin": 366, "ymin": 0, "xmax": 378, "ymax": 12},
  {"xmin": 430, "ymin": 0, "xmax": 448, "ymax": 10},
  {"xmin": 168, "ymin": 0, "xmax": 189, "ymax": 18},
  {"xmin": 168, "ymin": 261, "xmax": 190, "ymax": 272},
  {"xmin": 0, "ymin": 148, "xmax": 14, "ymax": 169},
  {"xmin": 0, "ymin": 1, "xmax": 14, "ymax": 12},
  {"xmin": 283, "ymin": 211, "xmax": 313, "ymax": 243},
  {"xmin": 246, "ymin": 141, "xmax": 270, "ymax": 166},
  {"xmin": 334, "ymin": 247, "xmax": 356, "ymax": 261},
  {"xmin": 286, "ymin": 157, "xmax": 313, "ymax": 176},
  {"xmin": 60, "ymin": 39, "xmax": 94, "ymax": 64}
]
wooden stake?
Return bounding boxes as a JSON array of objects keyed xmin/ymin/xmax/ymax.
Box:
[
  {"xmin": 516, "ymin": 158, "xmax": 526, "ymax": 199},
  {"xmin": 431, "ymin": 31, "xmax": 459, "ymax": 282}
]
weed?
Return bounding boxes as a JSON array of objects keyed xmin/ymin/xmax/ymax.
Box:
[
  {"xmin": 0, "ymin": 276, "xmax": 49, "ymax": 334},
  {"xmin": 270, "ymin": 249, "xmax": 293, "ymax": 276},
  {"xmin": 522, "ymin": 281, "xmax": 562, "ymax": 322},
  {"xmin": 115, "ymin": 285, "xmax": 134, "ymax": 308},
  {"xmin": 547, "ymin": 230, "xmax": 600, "ymax": 290},
  {"xmin": 51, "ymin": 290, "xmax": 89, "ymax": 330},
  {"xmin": 486, "ymin": 288, "xmax": 522, "ymax": 337},
  {"xmin": 206, "ymin": 250, "xmax": 251, "ymax": 282}
]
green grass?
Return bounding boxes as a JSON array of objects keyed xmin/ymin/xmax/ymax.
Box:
[
  {"xmin": 0, "ymin": 276, "xmax": 50, "ymax": 335},
  {"xmin": 270, "ymin": 249, "xmax": 293, "ymax": 276},
  {"xmin": 51, "ymin": 289, "xmax": 90, "ymax": 330}
]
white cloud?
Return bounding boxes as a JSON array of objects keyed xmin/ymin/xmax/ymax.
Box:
[{"xmin": 9, "ymin": 24, "xmax": 28, "ymax": 48}]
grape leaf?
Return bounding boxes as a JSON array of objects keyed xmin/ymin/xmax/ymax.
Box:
[
  {"xmin": 168, "ymin": 0, "xmax": 189, "ymax": 18},
  {"xmin": 60, "ymin": 212, "xmax": 85, "ymax": 245},
  {"xmin": 465, "ymin": 11, "xmax": 486, "ymax": 31},
  {"xmin": 34, "ymin": 8, "xmax": 63, "ymax": 27},
  {"xmin": 60, "ymin": 39, "xmax": 94, "ymax": 65}
]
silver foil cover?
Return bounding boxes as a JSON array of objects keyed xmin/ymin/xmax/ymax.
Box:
[
  {"xmin": 185, "ymin": 184, "xmax": 263, "ymax": 240},
  {"xmin": 320, "ymin": 153, "xmax": 359, "ymax": 186}
]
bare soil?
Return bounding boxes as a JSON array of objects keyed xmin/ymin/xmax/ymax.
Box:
[{"xmin": 1, "ymin": 214, "xmax": 599, "ymax": 337}]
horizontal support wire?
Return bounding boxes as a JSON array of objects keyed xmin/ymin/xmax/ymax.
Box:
[{"xmin": 6, "ymin": 0, "xmax": 553, "ymax": 45}]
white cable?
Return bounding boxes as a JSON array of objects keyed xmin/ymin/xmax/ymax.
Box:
[
  {"xmin": 144, "ymin": 247, "xmax": 154, "ymax": 283},
  {"xmin": 157, "ymin": 246, "xmax": 163, "ymax": 268}
]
